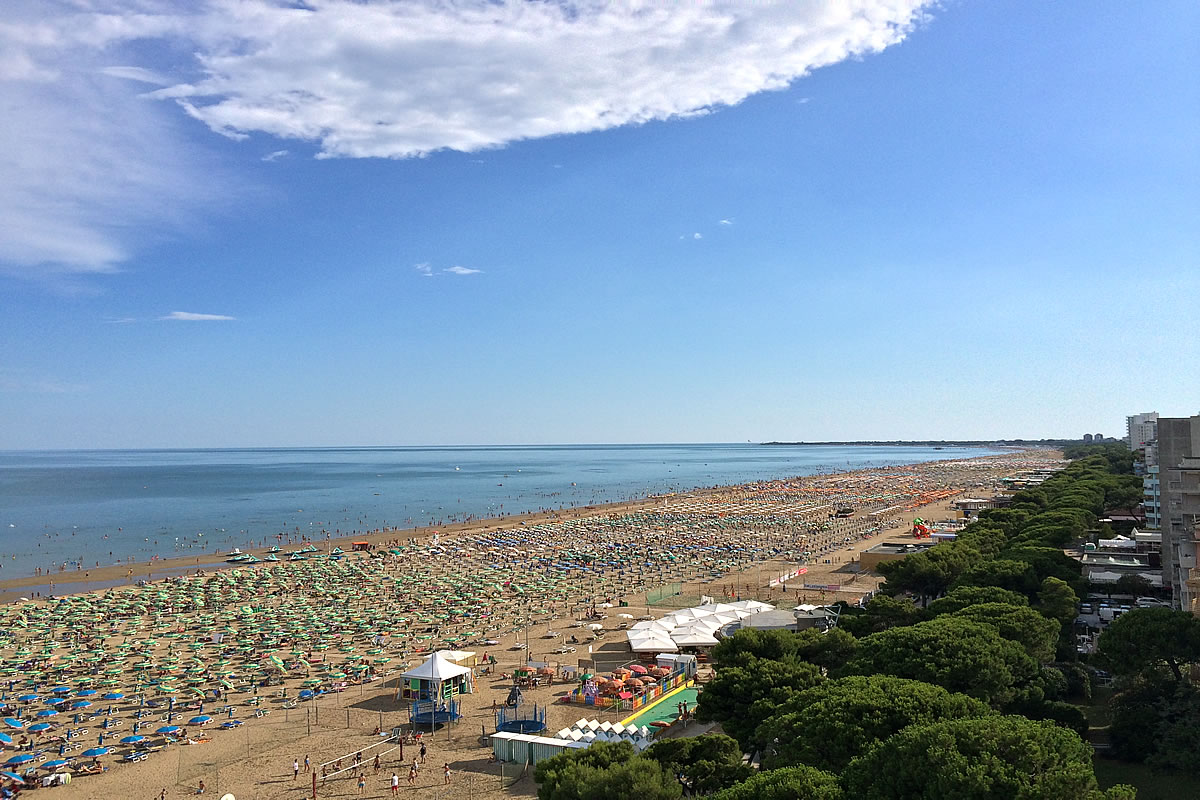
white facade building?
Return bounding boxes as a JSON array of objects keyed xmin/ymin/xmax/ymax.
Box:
[{"xmin": 1127, "ymin": 412, "xmax": 1159, "ymax": 451}]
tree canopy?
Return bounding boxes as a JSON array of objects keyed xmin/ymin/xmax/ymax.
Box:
[
  {"xmin": 755, "ymin": 675, "xmax": 991, "ymax": 772},
  {"xmin": 534, "ymin": 741, "xmax": 682, "ymax": 800},
  {"xmin": 841, "ymin": 715, "xmax": 1125, "ymax": 800},
  {"xmin": 927, "ymin": 585, "xmax": 1029, "ymax": 617},
  {"xmin": 708, "ymin": 766, "xmax": 843, "ymax": 800},
  {"xmin": 950, "ymin": 602, "xmax": 1060, "ymax": 662},
  {"xmin": 694, "ymin": 656, "xmax": 824, "ymax": 747},
  {"xmin": 838, "ymin": 616, "xmax": 1038, "ymax": 705},
  {"xmin": 1098, "ymin": 608, "xmax": 1200, "ymax": 682},
  {"xmin": 643, "ymin": 734, "xmax": 751, "ymax": 795}
]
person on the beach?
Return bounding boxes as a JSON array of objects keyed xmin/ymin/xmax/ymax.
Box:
[
  {"xmin": 443, "ymin": 763, "xmax": 451, "ymax": 784},
  {"xmin": 407, "ymin": 765, "xmax": 416, "ymax": 785},
  {"xmin": 373, "ymin": 754, "xmax": 380, "ymax": 774},
  {"xmin": 419, "ymin": 742, "xmax": 426, "ymax": 763},
  {"xmin": 293, "ymin": 758, "xmax": 299, "ymax": 779},
  {"xmin": 358, "ymin": 773, "xmax": 366, "ymax": 794},
  {"xmin": 392, "ymin": 772, "xmax": 400, "ymax": 795}
]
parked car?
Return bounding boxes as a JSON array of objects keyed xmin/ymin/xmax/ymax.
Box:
[{"xmin": 1136, "ymin": 597, "xmax": 1171, "ymax": 608}]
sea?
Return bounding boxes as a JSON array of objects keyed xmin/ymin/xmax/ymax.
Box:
[{"xmin": 0, "ymin": 443, "xmax": 1002, "ymax": 578}]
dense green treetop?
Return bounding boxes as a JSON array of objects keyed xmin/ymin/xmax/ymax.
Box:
[
  {"xmin": 534, "ymin": 741, "xmax": 682, "ymax": 800},
  {"xmin": 927, "ymin": 586, "xmax": 1029, "ymax": 616},
  {"xmin": 842, "ymin": 715, "xmax": 1130, "ymax": 800},
  {"xmin": 838, "ymin": 616, "xmax": 1037, "ymax": 705},
  {"xmin": 694, "ymin": 656, "xmax": 824, "ymax": 747},
  {"xmin": 950, "ymin": 602, "xmax": 1060, "ymax": 662},
  {"xmin": 707, "ymin": 766, "xmax": 844, "ymax": 800},
  {"xmin": 1098, "ymin": 608, "xmax": 1200, "ymax": 682},
  {"xmin": 643, "ymin": 735, "xmax": 751, "ymax": 795},
  {"xmin": 755, "ymin": 675, "xmax": 991, "ymax": 772}
]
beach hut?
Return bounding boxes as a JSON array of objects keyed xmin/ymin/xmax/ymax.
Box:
[{"xmin": 395, "ymin": 652, "xmax": 474, "ymax": 702}]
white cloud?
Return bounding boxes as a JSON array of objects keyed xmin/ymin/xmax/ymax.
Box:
[
  {"xmin": 261, "ymin": 149, "xmax": 289, "ymax": 162},
  {"xmin": 443, "ymin": 266, "xmax": 482, "ymax": 275},
  {"xmin": 693, "ymin": 232, "xmax": 703, "ymax": 240},
  {"xmin": 159, "ymin": 311, "xmax": 236, "ymax": 321},
  {"xmin": 0, "ymin": 2, "xmax": 226, "ymax": 280},
  {"xmin": 1, "ymin": 0, "xmax": 933, "ymax": 278},
  {"xmin": 103, "ymin": 317, "xmax": 137, "ymax": 324},
  {"xmin": 414, "ymin": 262, "xmax": 433, "ymax": 276},
  {"xmin": 100, "ymin": 65, "xmax": 170, "ymax": 86},
  {"xmin": 719, "ymin": 219, "xmax": 733, "ymax": 226},
  {"xmin": 149, "ymin": 1, "xmax": 932, "ymax": 159}
]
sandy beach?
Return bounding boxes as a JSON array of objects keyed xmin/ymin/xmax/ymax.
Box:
[{"xmin": 0, "ymin": 451, "xmax": 1061, "ymax": 799}]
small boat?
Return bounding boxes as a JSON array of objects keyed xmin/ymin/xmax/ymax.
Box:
[
  {"xmin": 288, "ymin": 553, "xmax": 307, "ymax": 561},
  {"xmin": 264, "ymin": 554, "xmax": 279, "ymax": 562}
]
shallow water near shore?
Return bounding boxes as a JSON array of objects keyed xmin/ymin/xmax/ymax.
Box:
[{"xmin": 0, "ymin": 443, "xmax": 1000, "ymax": 577}]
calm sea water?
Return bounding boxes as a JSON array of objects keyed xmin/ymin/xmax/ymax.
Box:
[{"xmin": 0, "ymin": 444, "xmax": 1000, "ymax": 577}]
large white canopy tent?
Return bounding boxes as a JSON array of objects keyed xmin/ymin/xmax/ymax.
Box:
[{"xmin": 625, "ymin": 600, "xmax": 775, "ymax": 651}]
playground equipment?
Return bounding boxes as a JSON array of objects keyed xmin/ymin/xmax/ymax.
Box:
[
  {"xmin": 911, "ymin": 517, "xmax": 931, "ymax": 538},
  {"xmin": 495, "ymin": 685, "xmax": 548, "ymax": 734}
]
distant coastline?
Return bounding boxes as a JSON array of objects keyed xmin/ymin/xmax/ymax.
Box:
[{"xmin": 763, "ymin": 440, "xmax": 1068, "ymax": 447}]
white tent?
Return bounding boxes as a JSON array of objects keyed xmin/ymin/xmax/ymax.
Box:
[
  {"xmin": 402, "ymin": 652, "xmax": 472, "ymax": 682},
  {"xmin": 625, "ymin": 602, "xmax": 776, "ymax": 652},
  {"xmin": 396, "ymin": 651, "xmax": 474, "ymax": 700}
]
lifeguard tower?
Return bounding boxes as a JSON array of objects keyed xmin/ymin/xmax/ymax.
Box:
[{"xmin": 396, "ymin": 652, "xmax": 474, "ymax": 727}]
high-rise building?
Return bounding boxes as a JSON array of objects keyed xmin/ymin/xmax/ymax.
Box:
[
  {"xmin": 1127, "ymin": 412, "xmax": 1159, "ymax": 451},
  {"xmin": 1155, "ymin": 415, "xmax": 1200, "ymax": 611},
  {"xmin": 1083, "ymin": 434, "xmax": 1094, "ymax": 443}
]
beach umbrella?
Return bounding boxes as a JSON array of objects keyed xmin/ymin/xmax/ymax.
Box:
[
  {"xmin": 101, "ymin": 692, "xmax": 124, "ymax": 701},
  {"xmin": 3, "ymin": 754, "xmax": 34, "ymax": 766},
  {"xmin": 40, "ymin": 760, "xmax": 70, "ymax": 770},
  {"xmin": 188, "ymin": 715, "xmax": 211, "ymax": 725},
  {"xmin": 154, "ymin": 725, "xmax": 181, "ymax": 735},
  {"xmin": 16, "ymin": 695, "xmax": 38, "ymax": 703},
  {"xmin": 119, "ymin": 735, "xmax": 145, "ymax": 745},
  {"xmin": 26, "ymin": 723, "xmax": 52, "ymax": 733},
  {"xmin": 1, "ymin": 719, "xmax": 22, "ymax": 730},
  {"xmin": 0, "ymin": 771, "xmax": 24, "ymax": 783},
  {"xmin": 35, "ymin": 709, "xmax": 58, "ymax": 718},
  {"xmin": 76, "ymin": 689, "xmax": 97, "ymax": 697},
  {"xmin": 70, "ymin": 701, "xmax": 91, "ymax": 710},
  {"xmin": 0, "ymin": 734, "xmax": 12, "ymax": 745},
  {"xmin": 81, "ymin": 747, "xmax": 110, "ymax": 758}
]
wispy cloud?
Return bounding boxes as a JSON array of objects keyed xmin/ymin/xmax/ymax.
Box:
[
  {"xmin": 103, "ymin": 317, "xmax": 137, "ymax": 324},
  {"xmin": 2, "ymin": 0, "xmax": 932, "ymax": 279},
  {"xmin": 0, "ymin": 5, "xmax": 227, "ymax": 281},
  {"xmin": 693, "ymin": 233, "xmax": 703, "ymax": 240},
  {"xmin": 261, "ymin": 150, "xmax": 289, "ymax": 162},
  {"xmin": 0, "ymin": 373, "xmax": 86, "ymax": 394},
  {"xmin": 443, "ymin": 266, "xmax": 482, "ymax": 276},
  {"xmin": 414, "ymin": 262, "xmax": 433, "ymax": 277},
  {"xmin": 159, "ymin": 311, "xmax": 236, "ymax": 321},
  {"xmin": 719, "ymin": 219, "xmax": 734, "ymax": 226},
  {"xmin": 100, "ymin": 66, "xmax": 170, "ymax": 86}
]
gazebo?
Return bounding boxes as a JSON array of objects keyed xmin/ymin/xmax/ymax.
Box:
[{"xmin": 396, "ymin": 652, "xmax": 474, "ymax": 702}]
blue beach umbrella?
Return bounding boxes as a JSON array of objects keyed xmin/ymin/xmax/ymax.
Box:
[
  {"xmin": 41, "ymin": 760, "xmax": 70, "ymax": 770},
  {"xmin": 35, "ymin": 709, "xmax": 58, "ymax": 718},
  {"xmin": 76, "ymin": 689, "xmax": 97, "ymax": 698},
  {"xmin": 81, "ymin": 747, "xmax": 109, "ymax": 758},
  {"xmin": 3, "ymin": 754, "xmax": 34, "ymax": 766},
  {"xmin": 187, "ymin": 715, "xmax": 211, "ymax": 725},
  {"xmin": 154, "ymin": 725, "xmax": 181, "ymax": 735},
  {"xmin": 1, "ymin": 718, "xmax": 22, "ymax": 730},
  {"xmin": 16, "ymin": 695, "xmax": 38, "ymax": 704},
  {"xmin": 26, "ymin": 723, "xmax": 52, "ymax": 733},
  {"xmin": 0, "ymin": 733, "xmax": 11, "ymax": 744},
  {"xmin": 50, "ymin": 687, "xmax": 70, "ymax": 695},
  {"xmin": 70, "ymin": 701, "xmax": 91, "ymax": 710},
  {"xmin": 119, "ymin": 735, "xmax": 145, "ymax": 745},
  {"xmin": 101, "ymin": 692, "xmax": 124, "ymax": 701},
  {"xmin": 0, "ymin": 771, "xmax": 24, "ymax": 783}
]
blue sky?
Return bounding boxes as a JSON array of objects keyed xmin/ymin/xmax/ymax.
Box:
[{"xmin": 1, "ymin": 0, "xmax": 1197, "ymax": 449}]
